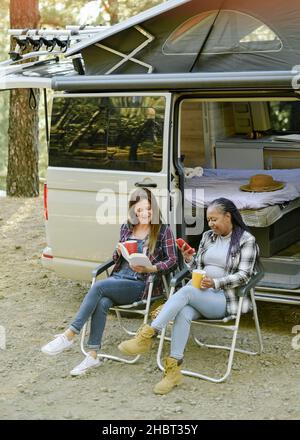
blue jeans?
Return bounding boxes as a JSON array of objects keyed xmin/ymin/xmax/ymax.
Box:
[
  {"xmin": 151, "ymin": 283, "xmax": 227, "ymax": 360},
  {"xmin": 70, "ymin": 275, "xmax": 145, "ymax": 350}
]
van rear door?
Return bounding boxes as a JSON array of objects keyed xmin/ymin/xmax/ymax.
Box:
[{"xmin": 44, "ymin": 92, "xmax": 172, "ymax": 280}]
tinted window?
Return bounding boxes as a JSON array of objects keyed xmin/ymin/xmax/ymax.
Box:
[{"xmin": 49, "ymin": 96, "xmax": 165, "ymax": 172}]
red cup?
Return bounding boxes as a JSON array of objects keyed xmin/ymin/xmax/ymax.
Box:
[{"xmin": 123, "ymin": 240, "xmax": 138, "ymax": 254}]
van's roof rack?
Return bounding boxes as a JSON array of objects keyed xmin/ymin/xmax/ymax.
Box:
[
  {"xmin": 4, "ymin": 26, "xmax": 109, "ymax": 63},
  {"xmin": 0, "ymin": 25, "xmax": 109, "ymax": 83},
  {"xmin": 0, "ymin": 25, "xmax": 110, "ymax": 89},
  {"xmin": 8, "ymin": 25, "xmax": 109, "ymax": 37}
]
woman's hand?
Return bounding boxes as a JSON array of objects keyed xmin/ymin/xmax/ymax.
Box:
[
  {"xmin": 201, "ymin": 276, "xmax": 215, "ymax": 289},
  {"xmin": 130, "ymin": 264, "xmax": 157, "ymax": 273},
  {"xmin": 181, "ymin": 244, "xmax": 196, "ymax": 263}
]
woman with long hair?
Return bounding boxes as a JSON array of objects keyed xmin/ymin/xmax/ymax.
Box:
[
  {"xmin": 118, "ymin": 197, "xmax": 259, "ymax": 395},
  {"xmin": 41, "ymin": 188, "xmax": 177, "ymax": 376}
]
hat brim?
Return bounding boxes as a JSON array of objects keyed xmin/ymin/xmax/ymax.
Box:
[{"xmin": 240, "ymin": 181, "xmax": 285, "ymax": 192}]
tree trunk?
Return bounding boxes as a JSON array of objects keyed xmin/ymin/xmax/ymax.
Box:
[
  {"xmin": 7, "ymin": 0, "xmax": 40, "ymax": 197},
  {"xmin": 104, "ymin": 0, "xmax": 119, "ymax": 25}
]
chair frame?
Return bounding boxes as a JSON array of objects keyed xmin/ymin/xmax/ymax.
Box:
[
  {"xmin": 80, "ymin": 258, "xmax": 169, "ymax": 364},
  {"xmin": 156, "ymin": 262, "xmax": 264, "ymax": 383}
]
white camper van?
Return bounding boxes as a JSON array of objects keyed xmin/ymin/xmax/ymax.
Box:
[
  {"xmin": 42, "ymin": 91, "xmax": 300, "ymax": 300},
  {"xmin": 2, "ymin": 0, "xmax": 300, "ymax": 305}
]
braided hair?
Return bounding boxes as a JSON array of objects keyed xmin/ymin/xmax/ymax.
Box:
[{"xmin": 207, "ymin": 198, "xmax": 251, "ymax": 264}]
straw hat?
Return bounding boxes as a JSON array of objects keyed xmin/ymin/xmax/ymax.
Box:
[{"xmin": 240, "ymin": 174, "xmax": 285, "ymax": 192}]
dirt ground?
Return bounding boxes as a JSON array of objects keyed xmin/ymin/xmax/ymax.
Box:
[{"xmin": 0, "ymin": 195, "xmax": 300, "ymax": 421}]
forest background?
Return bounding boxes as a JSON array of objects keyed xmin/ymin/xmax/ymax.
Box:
[{"xmin": 0, "ymin": 0, "xmax": 163, "ymax": 190}]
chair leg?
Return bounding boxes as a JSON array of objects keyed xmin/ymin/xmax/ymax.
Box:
[
  {"xmin": 190, "ymin": 294, "xmax": 263, "ymax": 382},
  {"xmin": 143, "ymin": 278, "xmax": 155, "ymax": 324},
  {"xmin": 250, "ymin": 288, "xmax": 264, "ymax": 354},
  {"xmin": 157, "ymin": 297, "xmax": 259, "ymax": 383},
  {"xmin": 113, "ymin": 278, "xmax": 155, "ymax": 336},
  {"xmin": 79, "ymin": 278, "xmax": 156, "ymax": 364},
  {"xmin": 80, "ymin": 322, "xmax": 141, "ymax": 364},
  {"xmin": 194, "ymin": 292, "xmax": 263, "ymax": 357},
  {"xmin": 156, "ymin": 285, "xmax": 176, "ymax": 372},
  {"xmin": 156, "ymin": 326, "xmax": 167, "ymax": 372},
  {"xmin": 186, "ymin": 298, "xmax": 244, "ymax": 383},
  {"xmin": 114, "ymin": 309, "xmax": 145, "ymax": 336},
  {"xmin": 156, "ymin": 318, "xmax": 237, "ymax": 383}
]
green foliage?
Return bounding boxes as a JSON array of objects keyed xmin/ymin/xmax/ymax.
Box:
[
  {"xmin": 118, "ymin": 0, "xmax": 163, "ymax": 21},
  {"xmin": 39, "ymin": 0, "xmax": 165, "ymax": 28},
  {"xmin": 269, "ymin": 102, "xmax": 291, "ymax": 132},
  {"xmin": 40, "ymin": 0, "xmax": 88, "ymax": 27}
]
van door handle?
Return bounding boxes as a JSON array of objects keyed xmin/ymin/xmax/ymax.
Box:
[{"xmin": 135, "ymin": 182, "xmax": 157, "ymax": 188}]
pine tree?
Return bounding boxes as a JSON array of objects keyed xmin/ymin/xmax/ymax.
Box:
[{"xmin": 6, "ymin": 0, "xmax": 40, "ymax": 197}]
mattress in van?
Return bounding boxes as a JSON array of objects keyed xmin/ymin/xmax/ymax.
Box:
[{"xmin": 240, "ymin": 198, "xmax": 300, "ymax": 227}]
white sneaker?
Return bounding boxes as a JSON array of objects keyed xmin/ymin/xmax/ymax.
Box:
[
  {"xmin": 70, "ymin": 354, "xmax": 101, "ymax": 376},
  {"xmin": 41, "ymin": 333, "xmax": 74, "ymax": 356}
]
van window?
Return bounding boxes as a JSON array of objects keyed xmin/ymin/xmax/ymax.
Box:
[{"xmin": 49, "ymin": 96, "xmax": 165, "ymax": 172}]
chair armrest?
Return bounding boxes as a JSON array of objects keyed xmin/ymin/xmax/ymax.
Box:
[
  {"xmin": 92, "ymin": 259, "xmax": 115, "ymax": 278},
  {"xmin": 237, "ymin": 266, "xmax": 264, "ymax": 297},
  {"xmin": 170, "ymin": 267, "xmax": 191, "ymax": 288}
]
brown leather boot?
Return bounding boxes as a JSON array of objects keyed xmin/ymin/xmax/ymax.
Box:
[
  {"xmin": 154, "ymin": 357, "xmax": 183, "ymax": 395},
  {"xmin": 118, "ymin": 324, "xmax": 156, "ymax": 356}
]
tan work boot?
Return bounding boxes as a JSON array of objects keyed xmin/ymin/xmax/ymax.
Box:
[
  {"xmin": 154, "ymin": 357, "xmax": 183, "ymax": 395},
  {"xmin": 118, "ymin": 324, "xmax": 156, "ymax": 356}
]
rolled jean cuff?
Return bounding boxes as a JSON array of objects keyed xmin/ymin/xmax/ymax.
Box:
[
  {"xmin": 69, "ymin": 325, "xmax": 80, "ymax": 335},
  {"xmin": 86, "ymin": 343, "xmax": 100, "ymax": 350},
  {"xmin": 170, "ymin": 352, "xmax": 184, "ymax": 361},
  {"xmin": 151, "ymin": 323, "xmax": 163, "ymax": 332}
]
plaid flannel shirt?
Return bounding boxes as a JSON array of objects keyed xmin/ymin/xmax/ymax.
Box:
[
  {"xmin": 186, "ymin": 229, "xmax": 258, "ymax": 316},
  {"xmin": 112, "ymin": 223, "xmax": 177, "ymax": 298}
]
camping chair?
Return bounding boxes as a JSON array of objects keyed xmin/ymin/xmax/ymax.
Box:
[
  {"xmin": 80, "ymin": 258, "xmax": 170, "ymax": 364},
  {"xmin": 156, "ymin": 261, "xmax": 264, "ymax": 383}
]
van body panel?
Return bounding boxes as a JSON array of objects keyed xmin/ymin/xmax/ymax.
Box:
[
  {"xmin": 41, "ymin": 252, "xmax": 97, "ymax": 282},
  {"xmin": 46, "ymin": 172, "xmax": 169, "ymax": 264}
]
